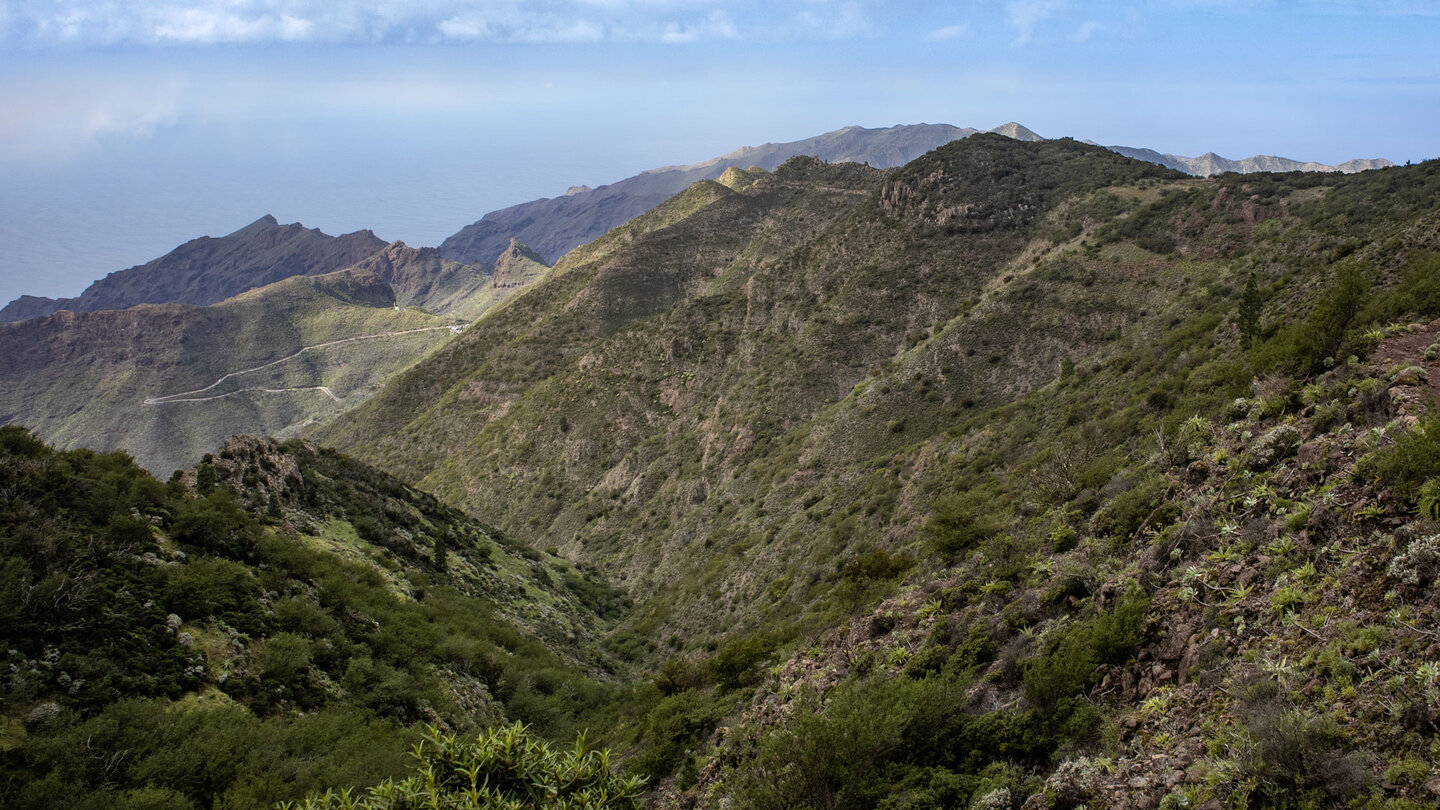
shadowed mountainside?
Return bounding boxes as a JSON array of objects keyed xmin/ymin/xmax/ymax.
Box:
[{"xmin": 0, "ymin": 215, "xmax": 388, "ymax": 323}]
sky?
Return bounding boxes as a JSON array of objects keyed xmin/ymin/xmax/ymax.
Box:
[{"xmin": 1, "ymin": 0, "xmax": 1438, "ymax": 305}]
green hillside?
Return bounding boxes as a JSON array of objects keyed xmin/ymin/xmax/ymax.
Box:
[
  {"xmin": 8, "ymin": 134, "xmax": 1440, "ymax": 809},
  {"xmin": 0, "ymin": 428, "xmax": 627, "ymax": 809},
  {"xmin": 315, "ymin": 136, "xmax": 1440, "ymax": 806}
]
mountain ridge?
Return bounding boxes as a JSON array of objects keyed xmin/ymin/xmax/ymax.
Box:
[
  {"xmin": 0, "ymin": 215, "xmax": 387, "ymax": 323},
  {"xmin": 438, "ymin": 121, "xmax": 1394, "ymax": 274}
]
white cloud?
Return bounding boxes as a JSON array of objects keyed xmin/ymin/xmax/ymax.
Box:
[
  {"xmin": 659, "ymin": 10, "xmax": 737, "ymax": 43},
  {"xmin": 436, "ymin": 13, "xmax": 492, "ymax": 39},
  {"xmin": 926, "ymin": 23, "xmax": 968, "ymax": 41},
  {"xmin": 0, "ymin": 74, "xmax": 185, "ymax": 158},
  {"xmin": 148, "ymin": 9, "xmax": 315, "ymax": 43},
  {"xmin": 1006, "ymin": 0, "xmax": 1066, "ymax": 45},
  {"xmin": 6, "ymin": 1, "xmax": 759, "ymax": 46},
  {"xmin": 1069, "ymin": 19, "xmax": 1102, "ymax": 41},
  {"xmin": 511, "ymin": 18, "xmax": 606, "ymax": 42},
  {"xmin": 792, "ymin": 2, "xmax": 872, "ymax": 39}
]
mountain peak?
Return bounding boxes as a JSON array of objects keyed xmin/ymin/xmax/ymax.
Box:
[
  {"xmin": 990, "ymin": 122, "xmax": 1045, "ymax": 142},
  {"xmin": 501, "ymin": 238, "xmax": 548, "ymax": 267}
]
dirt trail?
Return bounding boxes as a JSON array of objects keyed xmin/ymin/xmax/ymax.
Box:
[{"xmin": 143, "ymin": 326, "xmax": 454, "ymax": 406}]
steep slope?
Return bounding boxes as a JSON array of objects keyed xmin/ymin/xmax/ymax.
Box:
[
  {"xmin": 0, "ymin": 428, "xmax": 626, "ymax": 809},
  {"xmin": 0, "ymin": 267, "xmax": 462, "ymax": 475},
  {"xmin": 0, "ymin": 215, "xmax": 387, "ymax": 323},
  {"xmin": 324, "ymin": 135, "xmax": 1181, "ymax": 612},
  {"xmin": 348, "ymin": 239, "xmax": 549, "ymax": 320},
  {"xmin": 438, "ymin": 123, "xmax": 976, "ymax": 266},
  {"xmin": 320, "ymin": 140, "xmax": 1440, "ymax": 805}
]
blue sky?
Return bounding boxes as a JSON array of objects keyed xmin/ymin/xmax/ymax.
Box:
[{"xmin": 2, "ymin": 0, "xmax": 1438, "ymax": 304}]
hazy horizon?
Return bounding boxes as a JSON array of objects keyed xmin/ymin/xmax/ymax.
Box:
[{"xmin": 3, "ymin": 0, "xmax": 1438, "ymax": 305}]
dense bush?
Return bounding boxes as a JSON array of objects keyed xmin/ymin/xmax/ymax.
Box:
[
  {"xmin": 728, "ymin": 675, "xmax": 1054, "ymax": 810},
  {"xmin": 1023, "ymin": 590, "xmax": 1149, "ymax": 715},
  {"xmin": 283, "ymin": 723, "xmax": 644, "ymax": 810},
  {"xmin": 1357, "ymin": 412, "xmax": 1440, "ymax": 502}
]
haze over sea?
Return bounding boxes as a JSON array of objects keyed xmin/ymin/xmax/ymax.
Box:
[{"xmin": 3, "ymin": 1, "xmax": 1438, "ymax": 305}]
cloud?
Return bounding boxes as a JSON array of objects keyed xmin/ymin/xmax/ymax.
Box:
[
  {"xmin": 926, "ymin": 23, "xmax": 968, "ymax": 41},
  {"xmin": 791, "ymin": 2, "xmax": 872, "ymax": 39},
  {"xmin": 659, "ymin": 11, "xmax": 738, "ymax": 43},
  {"xmin": 149, "ymin": 10, "xmax": 315, "ymax": 44},
  {"xmin": 1069, "ymin": 19, "xmax": 1102, "ymax": 41},
  {"xmin": 6, "ymin": 1, "xmax": 757, "ymax": 46},
  {"xmin": 0, "ymin": 74, "xmax": 185, "ymax": 158},
  {"xmin": 1006, "ymin": 0, "xmax": 1066, "ymax": 45}
]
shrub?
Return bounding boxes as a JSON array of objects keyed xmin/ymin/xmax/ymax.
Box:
[
  {"xmin": 1024, "ymin": 591, "xmax": 1149, "ymax": 714},
  {"xmin": 1235, "ymin": 707, "xmax": 1373, "ymax": 808},
  {"xmin": 926, "ymin": 493, "xmax": 1002, "ymax": 555},
  {"xmin": 1387, "ymin": 534, "xmax": 1440, "ymax": 591},
  {"xmin": 1356, "ymin": 412, "xmax": 1440, "ymax": 501},
  {"xmin": 707, "ymin": 633, "xmax": 775, "ymax": 689},
  {"xmin": 283, "ymin": 723, "xmax": 643, "ymax": 809}
]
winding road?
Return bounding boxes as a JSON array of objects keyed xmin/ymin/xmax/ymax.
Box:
[{"xmin": 143, "ymin": 325, "xmax": 458, "ymax": 406}]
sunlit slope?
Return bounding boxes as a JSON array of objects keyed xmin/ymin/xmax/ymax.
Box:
[{"xmin": 0, "ymin": 268, "xmax": 459, "ymax": 475}]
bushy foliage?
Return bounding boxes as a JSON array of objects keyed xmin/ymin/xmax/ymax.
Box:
[
  {"xmin": 283, "ymin": 724, "xmax": 644, "ymax": 810},
  {"xmin": 0, "ymin": 429, "xmax": 621, "ymax": 808},
  {"xmin": 1356, "ymin": 411, "xmax": 1440, "ymax": 501},
  {"xmin": 1023, "ymin": 591, "xmax": 1149, "ymax": 715},
  {"xmin": 728, "ymin": 675, "xmax": 1052, "ymax": 810},
  {"xmin": 1235, "ymin": 704, "xmax": 1373, "ymax": 808}
]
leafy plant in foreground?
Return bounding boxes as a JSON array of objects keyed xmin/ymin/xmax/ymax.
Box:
[{"xmin": 282, "ymin": 723, "xmax": 644, "ymax": 810}]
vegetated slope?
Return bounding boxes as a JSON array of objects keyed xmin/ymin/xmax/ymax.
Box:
[
  {"xmin": 688, "ymin": 247, "xmax": 1440, "ymax": 808},
  {"xmin": 437, "ymin": 123, "xmax": 977, "ymax": 266},
  {"xmin": 438, "ymin": 120, "xmax": 1394, "ymax": 273},
  {"xmin": 324, "ymin": 135, "xmax": 1182, "ymax": 626},
  {"xmin": 0, "ymin": 215, "xmax": 387, "ymax": 323},
  {"xmin": 0, "ymin": 428, "xmax": 626, "ymax": 810},
  {"xmin": 0, "ymin": 268, "xmax": 462, "ymax": 475},
  {"xmin": 323, "ymin": 138, "xmax": 1440, "ymax": 805}
]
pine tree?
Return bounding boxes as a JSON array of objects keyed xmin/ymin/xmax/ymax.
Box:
[{"xmin": 1239, "ymin": 272, "xmax": 1263, "ymax": 346}]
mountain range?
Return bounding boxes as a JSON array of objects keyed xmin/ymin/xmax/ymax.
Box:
[
  {"xmin": 4, "ymin": 124, "xmax": 1439, "ymax": 810},
  {"xmin": 3, "ymin": 122, "xmax": 1391, "ymax": 326}
]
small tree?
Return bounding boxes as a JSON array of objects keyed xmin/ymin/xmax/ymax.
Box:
[{"xmin": 1239, "ymin": 272, "xmax": 1263, "ymax": 346}]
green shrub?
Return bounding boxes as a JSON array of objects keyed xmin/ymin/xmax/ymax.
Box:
[
  {"xmin": 1356, "ymin": 412, "xmax": 1440, "ymax": 501},
  {"xmin": 162, "ymin": 555, "xmax": 260, "ymax": 621},
  {"xmin": 1024, "ymin": 591, "xmax": 1149, "ymax": 714},
  {"xmin": 925, "ymin": 493, "xmax": 1002, "ymax": 555},
  {"xmin": 1089, "ymin": 478, "xmax": 1171, "ymax": 541},
  {"xmin": 1236, "ymin": 707, "xmax": 1372, "ymax": 808},
  {"xmin": 285, "ymin": 723, "xmax": 643, "ymax": 809},
  {"xmin": 707, "ymin": 633, "xmax": 775, "ymax": 690}
]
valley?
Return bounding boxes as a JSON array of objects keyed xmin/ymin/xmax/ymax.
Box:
[
  {"xmin": 3, "ymin": 129, "xmax": 1440, "ymax": 810},
  {"xmin": 143, "ymin": 324, "xmax": 465, "ymax": 405}
]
